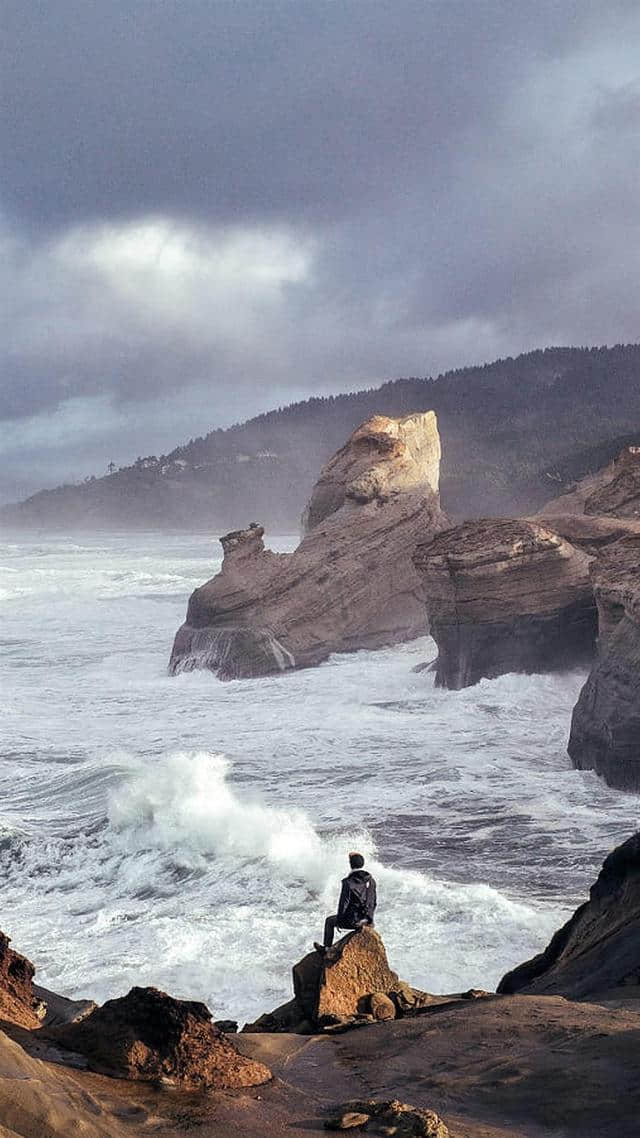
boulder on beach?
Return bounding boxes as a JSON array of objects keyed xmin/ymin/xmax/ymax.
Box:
[
  {"xmin": 51, "ymin": 985, "xmax": 271, "ymax": 1088},
  {"xmin": 498, "ymin": 830, "xmax": 640, "ymax": 999},
  {"xmin": 245, "ymin": 927, "xmax": 422, "ymax": 1033},
  {"xmin": 412, "ymin": 518, "xmax": 597, "ymax": 689},
  {"xmin": 169, "ymin": 411, "xmax": 449, "ymax": 680}
]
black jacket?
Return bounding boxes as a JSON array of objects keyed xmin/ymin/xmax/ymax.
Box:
[{"xmin": 336, "ymin": 869, "xmax": 377, "ymax": 926}]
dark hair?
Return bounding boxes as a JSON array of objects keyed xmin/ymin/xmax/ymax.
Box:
[{"xmin": 349, "ymin": 851, "xmax": 365, "ymax": 869}]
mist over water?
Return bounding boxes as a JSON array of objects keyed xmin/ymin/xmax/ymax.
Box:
[{"xmin": 1, "ymin": 532, "xmax": 639, "ymax": 1023}]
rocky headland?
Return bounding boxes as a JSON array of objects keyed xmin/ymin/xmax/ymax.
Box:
[
  {"xmin": 169, "ymin": 412, "xmax": 448, "ymax": 679},
  {"xmin": 4, "ymin": 831, "xmax": 640, "ymax": 1137},
  {"xmin": 406, "ymin": 442, "xmax": 640, "ymax": 792}
]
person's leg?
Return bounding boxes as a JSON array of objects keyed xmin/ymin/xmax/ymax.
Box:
[{"xmin": 323, "ymin": 915, "xmax": 339, "ymax": 947}]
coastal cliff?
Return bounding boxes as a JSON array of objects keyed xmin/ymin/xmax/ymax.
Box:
[
  {"xmin": 412, "ymin": 518, "xmax": 597, "ymax": 689},
  {"xmin": 568, "ymin": 533, "xmax": 640, "ymax": 790},
  {"xmin": 543, "ymin": 443, "xmax": 640, "ymax": 519},
  {"xmin": 169, "ymin": 412, "xmax": 448, "ymax": 680}
]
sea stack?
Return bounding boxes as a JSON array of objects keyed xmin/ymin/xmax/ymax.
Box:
[
  {"xmin": 412, "ymin": 518, "xmax": 597, "ymax": 689},
  {"xmin": 169, "ymin": 411, "xmax": 448, "ymax": 680}
]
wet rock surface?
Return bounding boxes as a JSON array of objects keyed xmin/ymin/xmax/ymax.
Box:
[
  {"xmin": 413, "ymin": 518, "xmax": 597, "ymax": 689},
  {"xmin": 169, "ymin": 412, "xmax": 448, "ymax": 679},
  {"xmin": 498, "ymin": 830, "xmax": 640, "ymax": 999}
]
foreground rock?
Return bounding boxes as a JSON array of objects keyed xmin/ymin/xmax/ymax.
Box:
[
  {"xmin": 498, "ymin": 830, "xmax": 640, "ymax": 999},
  {"xmin": 413, "ymin": 518, "xmax": 596, "ymax": 689},
  {"xmin": 245, "ymin": 927, "xmax": 426, "ymax": 1033},
  {"xmin": 568, "ymin": 533, "xmax": 640, "ymax": 789},
  {"xmin": 0, "ymin": 931, "xmax": 43, "ymax": 1029},
  {"xmin": 325, "ymin": 1099, "xmax": 449, "ymax": 1135},
  {"xmin": 169, "ymin": 412, "xmax": 448, "ymax": 679},
  {"xmin": 52, "ymin": 985, "xmax": 271, "ymax": 1088}
]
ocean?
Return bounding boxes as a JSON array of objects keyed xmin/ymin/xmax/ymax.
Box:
[{"xmin": 1, "ymin": 531, "xmax": 638, "ymax": 1024}]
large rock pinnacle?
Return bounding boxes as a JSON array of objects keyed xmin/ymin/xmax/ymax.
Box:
[{"xmin": 169, "ymin": 411, "xmax": 448, "ymax": 679}]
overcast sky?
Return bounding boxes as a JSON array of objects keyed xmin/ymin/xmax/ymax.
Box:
[{"xmin": 2, "ymin": 1, "xmax": 640, "ymax": 501}]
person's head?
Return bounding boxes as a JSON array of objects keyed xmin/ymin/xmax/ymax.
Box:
[{"xmin": 349, "ymin": 851, "xmax": 365, "ymax": 870}]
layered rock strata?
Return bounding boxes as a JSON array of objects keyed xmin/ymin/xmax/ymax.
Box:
[
  {"xmin": 544, "ymin": 444, "xmax": 640, "ymax": 518},
  {"xmin": 413, "ymin": 518, "xmax": 597, "ymax": 689},
  {"xmin": 51, "ymin": 985, "xmax": 271, "ymax": 1088},
  {"xmin": 303, "ymin": 412, "xmax": 441, "ymax": 532},
  {"xmin": 170, "ymin": 412, "xmax": 448, "ymax": 680},
  {"xmin": 533, "ymin": 511, "xmax": 640, "ymax": 554},
  {"xmin": 498, "ymin": 830, "xmax": 640, "ymax": 999},
  {"xmin": 568, "ymin": 533, "xmax": 640, "ymax": 790}
]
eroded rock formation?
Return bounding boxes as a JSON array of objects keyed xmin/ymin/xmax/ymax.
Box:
[
  {"xmin": 568, "ymin": 533, "xmax": 640, "ymax": 790},
  {"xmin": 533, "ymin": 511, "xmax": 640, "ymax": 554},
  {"xmin": 303, "ymin": 412, "xmax": 441, "ymax": 532},
  {"xmin": 544, "ymin": 444, "xmax": 640, "ymax": 519},
  {"xmin": 244, "ymin": 927, "xmax": 426, "ymax": 1033},
  {"xmin": 0, "ymin": 931, "xmax": 43, "ymax": 1029},
  {"xmin": 170, "ymin": 412, "xmax": 448, "ymax": 679},
  {"xmin": 498, "ymin": 831, "xmax": 640, "ymax": 999},
  {"xmin": 52, "ymin": 985, "xmax": 271, "ymax": 1088},
  {"xmin": 413, "ymin": 518, "xmax": 597, "ymax": 689}
]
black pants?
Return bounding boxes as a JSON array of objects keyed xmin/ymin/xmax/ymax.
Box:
[{"xmin": 323, "ymin": 915, "xmax": 370, "ymax": 947}]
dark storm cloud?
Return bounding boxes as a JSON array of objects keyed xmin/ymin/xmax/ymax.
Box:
[
  {"xmin": 1, "ymin": 0, "xmax": 581, "ymax": 232},
  {"xmin": 2, "ymin": 0, "xmax": 640, "ymax": 499}
]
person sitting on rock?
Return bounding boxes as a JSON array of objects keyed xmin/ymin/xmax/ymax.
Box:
[{"xmin": 314, "ymin": 852, "xmax": 377, "ymax": 953}]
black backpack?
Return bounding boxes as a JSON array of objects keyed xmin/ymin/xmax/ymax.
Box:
[{"xmin": 342, "ymin": 873, "xmax": 374, "ymax": 924}]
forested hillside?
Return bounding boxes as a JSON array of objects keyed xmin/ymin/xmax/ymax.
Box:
[{"xmin": 4, "ymin": 344, "xmax": 640, "ymax": 532}]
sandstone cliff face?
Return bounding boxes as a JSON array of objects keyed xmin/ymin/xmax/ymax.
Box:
[
  {"xmin": 568, "ymin": 534, "xmax": 640, "ymax": 790},
  {"xmin": 412, "ymin": 519, "xmax": 597, "ymax": 689},
  {"xmin": 543, "ymin": 444, "xmax": 640, "ymax": 518},
  {"xmin": 498, "ymin": 831, "xmax": 640, "ymax": 999},
  {"xmin": 170, "ymin": 413, "xmax": 448, "ymax": 680},
  {"xmin": 303, "ymin": 411, "xmax": 441, "ymax": 532},
  {"xmin": 0, "ymin": 931, "xmax": 42, "ymax": 1029},
  {"xmin": 533, "ymin": 512, "xmax": 640, "ymax": 555}
]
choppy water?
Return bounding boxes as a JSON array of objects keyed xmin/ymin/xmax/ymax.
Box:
[{"xmin": 1, "ymin": 532, "xmax": 638, "ymax": 1023}]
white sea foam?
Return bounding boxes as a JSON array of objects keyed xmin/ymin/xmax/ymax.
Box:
[{"xmin": 1, "ymin": 531, "xmax": 639, "ymax": 1021}]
